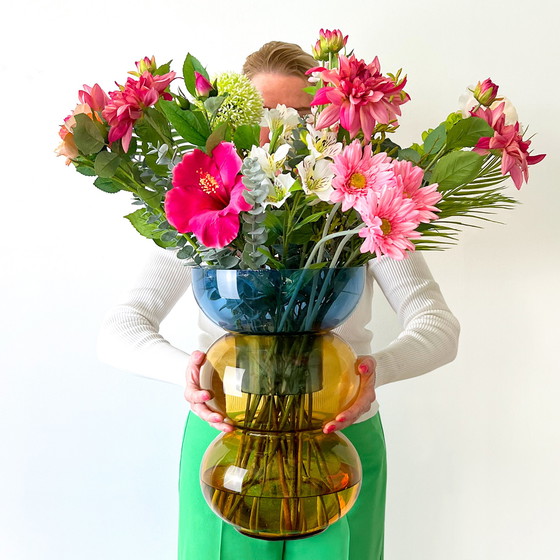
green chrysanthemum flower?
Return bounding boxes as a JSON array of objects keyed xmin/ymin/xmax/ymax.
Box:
[{"xmin": 213, "ymin": 72, "xmax": 263, "ymax": 127}]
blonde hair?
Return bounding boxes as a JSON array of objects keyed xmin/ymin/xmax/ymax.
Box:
[{"xmin": 243, "ymin": 41, "xmax": 316, "ymax": 79}]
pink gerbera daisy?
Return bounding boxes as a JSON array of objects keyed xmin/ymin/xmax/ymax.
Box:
[
  {"xmin": 355, "ymin": 187, "xmax": 421, "ymax": 260},
  {"xmin": 165, "ymin": 142, "xmax": 252, "ymax": 249},
  {"xmin": 392, "ymin": 159, "xmax": 442, "ymax": 223},
  {"xmin": 330, "ymin": 140, "xmax": 395, "ymax": 211}
]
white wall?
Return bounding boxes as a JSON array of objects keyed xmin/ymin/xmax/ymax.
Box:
[{"xmin": 2, "ymin": 1, "xmax": 558, "ymax": 558}]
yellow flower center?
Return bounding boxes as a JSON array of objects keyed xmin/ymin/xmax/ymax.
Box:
[
  {"xmin": 349, "ymin": 172, "xmax": 367, "ymax": 190},
  {"xmin": 380, "ymin": 219, "xmax": 392, "ymax": 235},
  {"xmin": 197, "ymin": 170, "xmax": 219, "ymax": 194}
]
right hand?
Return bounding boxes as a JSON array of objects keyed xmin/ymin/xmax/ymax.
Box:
[{"xmin": 185, "ymin": 350, "xmax": 234, "ymax": 432}]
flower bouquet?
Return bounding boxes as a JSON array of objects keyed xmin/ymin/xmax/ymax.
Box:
[{"xmin": 57, "ymin": 29, "xmax": 545, "ymax": 539}]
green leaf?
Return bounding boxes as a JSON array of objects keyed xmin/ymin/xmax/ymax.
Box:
[
  {"xmin": 159, "ymin": 101, "xmax": 209, "ymax": 146},
  {"xmin": 234, "ymin": 125, "xmax": 260, "ymax": 152},
  {"xmin": 94, "ymin": 151, "xmax": 121, "ymax": 178},
  {"xmin": 206, "ymin": 123, "xmax": 228, "ymax": 154},
  {"xmin": 75, "ymin": 165, "xmax": 96, "ymax": 176},
  {"xmin": 94, "ymin": 176, "xmax": 121, "ymax": 193},
  {"xmin": 73, "ymin": 113, "xmax": 105, "ymax": 155},
  {"xmin": 135, "ymin": 107, "xmax": 172, "ymax": 147},
  {"xmin": 182, "ymin": 53, "xmax": 209, "ymax": 97},
  {"xmin": 204, "ymin": 95, "xmax": 227, "ymax": 117},
  {"xmin": 398, "ymin": 147, "xmax": 421, "ymax": 163},
  {"xmin": 293, "ymin": 211, "xmax": 327, "ymax": 230},
  {"xmin": 154, "ymin": 60, "xmax": 172, "ymax": 76},
  {"xmin": 423, "ymin": 123, "xmax": 447, "ymax": 155},
  {"xmin": 431, "ymin": 151, "xmax": 484, "ymax": 190},
  {"xmin": 124, "ymin": 209, "xmax": 175, "ymax": 246},
  {"xmin": 445, "ymin": 117, "xmax": 495, "ymax": 150}
]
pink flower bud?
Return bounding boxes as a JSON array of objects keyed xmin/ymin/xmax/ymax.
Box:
[
  {"xmin": 318, "ymin": 28, "xmax": 348, "ymax": 55},
  {"xmin": 473, "ymin": 78, "xmax": 499, "ymax": 106},
  {"xmin": 311, "ymin": 39, "xmax": 329, "ymax": 61},
  {"xmin": 136, "ymin": 56, "xmax": 157, "ymax": 74},
  {"xmin": 194, "ymin": 71, "xmax": 213, "ymax": 97}
]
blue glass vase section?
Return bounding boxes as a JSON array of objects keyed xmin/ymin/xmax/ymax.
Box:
[{"xmin": 192, "ymin": 267, "xmax": 366, "ymax": 334}]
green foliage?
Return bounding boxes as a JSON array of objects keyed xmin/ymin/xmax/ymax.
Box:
[
  {"xmin": 446, "ymin": 117, "xmax": 494, "ymax": 150},
  {"xmin": 423, "ymin": 123, "xmax": 447, "ymax": 155},
  {"xmin": 159, "ymin": 100, "xmax": 210, "ymax": 146},
  {"xmin": 94, "ymin": 176, "xmax": 121, "ymax": 193},
  {"xmin": 431, "ymin": 151, "xmax": 484, "ymax": 190},
  {"xmin": 234, "ymin": 125, "xmax": 261, "ymax": 152},
  {"xmin": 182, "ymin": 53, "xmax": 210, "ymax": 97},
  {"xmin": 94, "ymin": 152, "xmax": 120, "ymax": 178},
  {"xmin": 73, "ymin": 114, "xmax": 105, "ymax": 155},
  {"xmin": 124, "ymin": 209, "xmax": 176, "ymax": 247}
]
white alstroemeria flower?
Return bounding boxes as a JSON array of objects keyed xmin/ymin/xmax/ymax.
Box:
[
  {"xmin": 459, "ymin": 89, "xmax": 519, "ymax": 125},
  {"xmin": 261, "ymin": 104, "xmax": 301, "ymax": 141},
  {"xmin": 249, "ymin": 143, "xmax": 290, "ymax": 178},
  {"xmin": 296, "ymin": 155, "xmax": 335, "ymax": 202},
  {"xmin": 305, "ymin": 125, "xmax": 343, "ymax": 160},
  {"xmin": 263, "ymin": 173, "xmax": 295, "ymax": 208}
]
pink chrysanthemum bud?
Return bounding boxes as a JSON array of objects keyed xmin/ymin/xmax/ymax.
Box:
[
  {"xmin": 136, "ymin": 56, "xmax": 157, "ymax": 74},
  {"xmin": 311, "ymin": 39, "xmax": 329, "ymax": 61},
  {"xmin": 473, "ymin": 78, "xmax": 499, "ymax": 106},
  {"xmin": 318, "ymin": 29, "xmax": 348, "ymax": 54}
]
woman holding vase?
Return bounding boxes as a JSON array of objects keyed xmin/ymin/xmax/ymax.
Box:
[{"xmin": 97, "ymin": 39, "xmax": 460, "ymax": 560}]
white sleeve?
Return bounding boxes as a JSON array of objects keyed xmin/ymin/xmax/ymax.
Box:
[
  {"xmin": 96, "ymin": 247, "xmax": 193, "ymax": 387},
  {"xmin": 370, "ymin": 252, "xmax": 460, "ymax": 388}
]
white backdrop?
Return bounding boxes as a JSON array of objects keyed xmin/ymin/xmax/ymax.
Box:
[{"xmin": 2, "ymin": 1, "xmax": 559, "ymax": 558}]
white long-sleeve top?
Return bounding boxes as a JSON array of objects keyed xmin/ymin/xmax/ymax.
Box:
[{"xmin": 97, "ymin": 248, "xmax": 460, "ymax": 423}]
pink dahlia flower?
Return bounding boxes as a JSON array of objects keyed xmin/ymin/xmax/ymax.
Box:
[
  {"xmin": 78, "ymin": 83, "xmax": 109, "ymax": 112},
  {"xmin": 102, "ymin": 70, "xmax": 176, "ymax": 152},
  {"xmin": 309, "ymin": 54, "xmax": 409, "ymax": 140},
  {"xmin": 165, "ymin": 142, "xmax": 251, "ymax": 249},
  {"xmin": 330, "ymin": 140, "xmax": 395, "ymax": 211},
  {"xmin": 355, "ymin": 187, "xmax": 421, "ymax": 260},
  {"xmin": 392, "ymin": 159, "xmax": 441, "ymax": 223},
  {"xmin": 471, "ymin": 103, "xmax": 546, "ymax": 189}
]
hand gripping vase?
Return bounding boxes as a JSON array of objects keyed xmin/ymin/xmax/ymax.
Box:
[{"xmin": 192, "ymin": 266, "xmax": 366, "ymax": 540}]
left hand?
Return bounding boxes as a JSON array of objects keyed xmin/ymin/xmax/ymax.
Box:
[{"xmin": 322, "ymin": 355, "xmax": 377, "ymax": 434}]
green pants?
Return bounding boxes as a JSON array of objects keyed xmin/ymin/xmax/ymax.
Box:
[{"xmin": 178, "ymin": 412, "xmax": 386, "ymax": 560}]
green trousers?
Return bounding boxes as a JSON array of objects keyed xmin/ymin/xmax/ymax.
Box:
[{"xmin": 178, "ymin": 412, "xmax": 386, "ymax": 560}]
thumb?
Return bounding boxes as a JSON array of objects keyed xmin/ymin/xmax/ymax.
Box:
[{"xmin": 357, "ymin": 355, "xmax": 376, "ymax": 376}]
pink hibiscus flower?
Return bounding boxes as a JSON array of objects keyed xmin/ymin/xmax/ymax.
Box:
[
  {"xmin": 164, "ymin": 142, "xmax": 252, "ymax": 249},
  {"xmin": 392, "ymin": 159, "xmax": 441, "ymax": 223},
  {"xmin": 330, "ymin": 140, "xmax": 395, "ymax": 210},
  {"xmin": 309, "ymin": 54, "xmax": 409, "ymax": 140},
  {"xmin": 102, "ymin": 70, "xmax": 176, "ymax": 152},
  {"xmin": 471, "ymin": 103, "xmax": 546, "ymax": 189},
  {"xmin": 355, "ymin": 187, "xmax": 421, "ymax": 260}
]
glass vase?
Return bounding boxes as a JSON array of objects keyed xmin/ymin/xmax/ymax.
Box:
[{"xmin": 193, "ymin": 267, "xmax": 366, "ymax": 540}]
